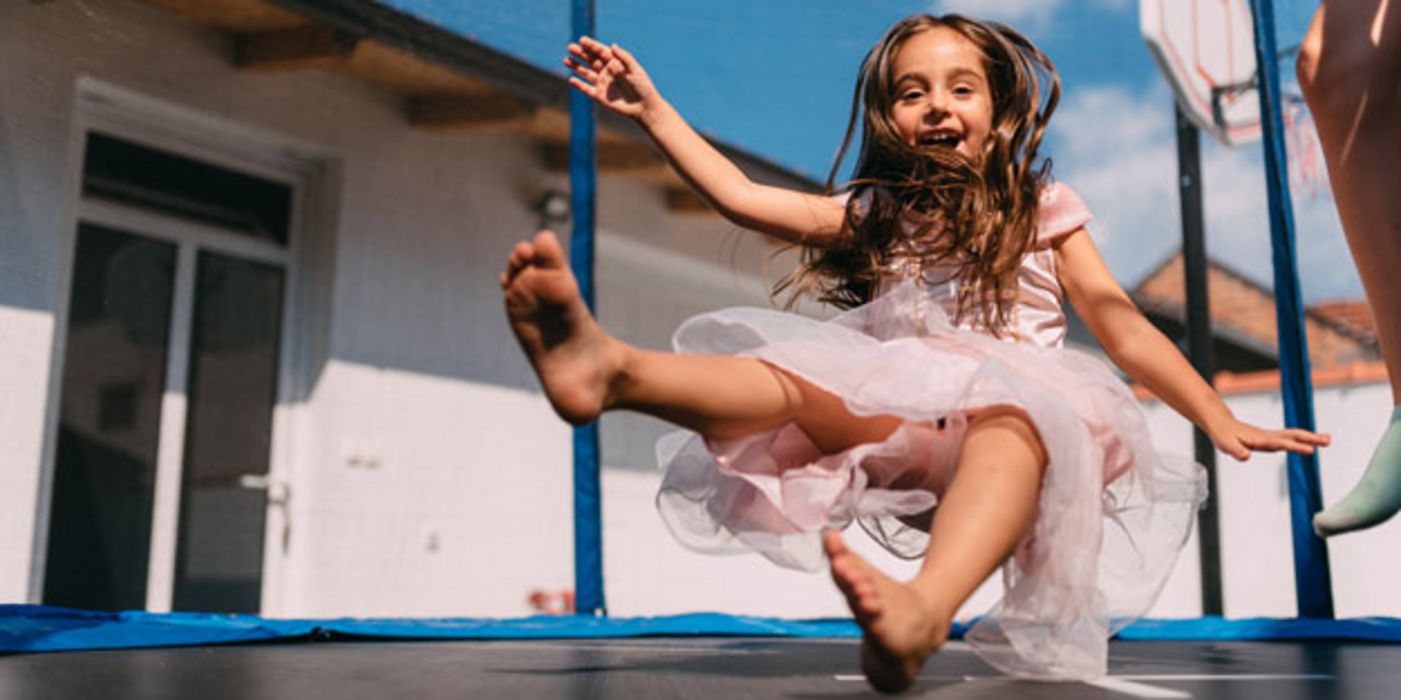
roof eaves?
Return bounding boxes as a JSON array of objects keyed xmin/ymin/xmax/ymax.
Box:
[
  {"xmin": 1131, "ymin": 294, "xmax": 1282, "ymax": 360},
  {"xmin": 265, "ymin": 0, "xmax": 822, "ymax": 192},
  {"xmin": 1131, "ymin": 248, "xmax": 1274, "ymax": 299},
  {"xmin": 1132, "ymin": 250, "xmax": 1376, "ymax": 349},
  {"xmin": 1130, "ymin": 248, "xmax": 1185, "ymax": 296},
  {"xmin": 1133, "ymin": 360, "xmax": 1388, "ymax": 400}
]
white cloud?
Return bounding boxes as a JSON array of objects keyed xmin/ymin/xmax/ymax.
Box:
[{"xmin": 1048, "ymin": 83, "xmax": 1359, "ymax": 302}]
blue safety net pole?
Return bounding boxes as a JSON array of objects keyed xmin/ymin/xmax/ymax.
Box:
[
  {"xmin": 569, "ymin": 0, "xmax": 606, "ymax": 616},
  {"xmin": 1247, "ymin": 0, "xmax": 1333, "ymax": 619}
]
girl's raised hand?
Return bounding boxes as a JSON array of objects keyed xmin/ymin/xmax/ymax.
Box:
[
  {"xmin": 565, "ymin": 37, "xmax": 660, "ymax": 121},
  {"xmin": 1208, "ymin": 418, "xmax": 1331, "ymax": 462}
]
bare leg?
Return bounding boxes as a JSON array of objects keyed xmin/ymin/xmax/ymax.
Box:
[
  {"xmin": 501, "ymin": 230, "xmax": 900, "ymax": 452},
  {"xmin": 507, "ymin": 233, "xmax": 1045, "ymax": 689},
  {"xmin": 825, "ymin": 408, "xmax": 1047, "ymax": 693},
  {"xmin": 1297, "ymin": 1, "xmax": 1401, "ymax": 535}
]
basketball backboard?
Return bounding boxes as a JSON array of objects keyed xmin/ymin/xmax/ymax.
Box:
[{"xmin": 1141, "ymin": 0, "xmax": 1262, "ymax": 146}]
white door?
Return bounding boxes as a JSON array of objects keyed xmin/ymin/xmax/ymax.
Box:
[{"xmin": 42, "ymin": 129, "xmax": 296, "ymax": 613}]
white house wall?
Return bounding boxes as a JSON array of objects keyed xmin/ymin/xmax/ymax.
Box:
[
  {"xmin": 3, "ymin": 0, "xmax": 1398, "ymax": 624},
  {"xmin": 0, "ymin": 0, "xmax": 839, "ymax": 618},
  {"xmin": 0, "ymin": 307, "xmax": 56, "ymax": 600},
  {"xmin": 1140, "ymin": 379, "xmax": 1401, "ymax": 618}
]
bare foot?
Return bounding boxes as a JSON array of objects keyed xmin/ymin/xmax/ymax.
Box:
[
  {"xmin": 500, "ymin": 231, "xmax": 624, "ymax": 425},
  {"xmin": 824, "ymin": 530, "xmax": 949, "ymax": 694}
]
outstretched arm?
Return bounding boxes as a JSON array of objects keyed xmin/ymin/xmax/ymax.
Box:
[
  {"xmin": 566, "ymin": 37, "xmax": 847, "ymax": 246},
  {"xmin": 1056, "ymin": 230, "xmax": 1331, "ymax": 460}
]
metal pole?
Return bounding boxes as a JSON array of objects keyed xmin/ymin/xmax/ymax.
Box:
[
  {"xmin": 569, "ymin": 0, "xmax": 605, "ymax": 617},
  {"xmin": 1246, "ymin": 0, "xmax": 1333, "ymax": 619},
  {"xmin": 1174, "ymin": 105, "xmax": 1223, "ymax": 616}
]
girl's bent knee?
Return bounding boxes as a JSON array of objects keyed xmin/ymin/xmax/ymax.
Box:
[{"xmin": 968, "ymin": 406, "xmax": 1049, "ymax": 469}]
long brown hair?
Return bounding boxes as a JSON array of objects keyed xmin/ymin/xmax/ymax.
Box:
[{"xmin": 775, "ymin": 14, "xmax": 1060, "ymax": 336}]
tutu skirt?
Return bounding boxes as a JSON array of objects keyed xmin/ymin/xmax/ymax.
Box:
[{"xmin": 655, "ymin": 280, "xmax": 1207, "ymax": 679}]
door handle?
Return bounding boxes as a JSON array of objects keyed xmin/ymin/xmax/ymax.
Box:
[{"xmin": 238, "ymin": 474, "xmax": 290, "ymax": 505}]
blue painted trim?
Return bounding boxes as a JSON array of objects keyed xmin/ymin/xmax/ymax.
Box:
[
  {"xmin": 321, "ymin": 612, "xmax": 868, "ymax": 640},
  {"xmin": 568, "ymin": 0, "xmax": 605, "ymax": 617},
  {"xmin": 8, "ymin": 607, "xmax": 1401, "ymax": 654},
  {"xmin": 0, "ymin": 606, "xmax": 319, "ymax": 653},
  {"xmin": 1246, "ymin": 0, "xmax": 1334, "ymax": 619},
  {"xmin": 1117, "ymin": 616, "xmax": 1401, "ymax": 642},
  {"xmin": 571, "ymin": 422, "xmax": 604, "ymax": 616},
  {"xmin": 0, "ymin": 606, "xmax": 866, "ymax": 653}
]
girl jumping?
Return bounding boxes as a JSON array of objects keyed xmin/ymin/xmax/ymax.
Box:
[{"xmin": 502, "ymin": 13, "xmax": 1329, "ymax": 692}]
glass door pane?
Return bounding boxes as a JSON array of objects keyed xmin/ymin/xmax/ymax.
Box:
[
  {"xmin": 171, "ymin": 251, "xmax": 284, "ymax": 612},
  {"xmin": 43, "ymin": 224, "xmax": 176, "ymax": 610}
]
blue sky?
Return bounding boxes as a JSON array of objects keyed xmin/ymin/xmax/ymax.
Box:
[{"xmin": 388, "ymin": 0, "xmax": 1357, "ymax": 302}]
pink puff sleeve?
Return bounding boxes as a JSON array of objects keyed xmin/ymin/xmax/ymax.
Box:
[
  {"xmin": 832, "ymin": 188, "xmax": 875, "ymax": 219},
  {"xmin": 1034, "ymin": 181, "xmax": 1093, "ymax": 246}
]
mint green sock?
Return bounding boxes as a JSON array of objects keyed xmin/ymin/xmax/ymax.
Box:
[{"xmin": 1314, "ymin": 407, "xmax": 1401, "ymax": 537}]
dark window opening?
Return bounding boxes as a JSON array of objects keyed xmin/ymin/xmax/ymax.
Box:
[{"xmin": 82, "ymin": 132, "xmax": 292, "ymax": 245}]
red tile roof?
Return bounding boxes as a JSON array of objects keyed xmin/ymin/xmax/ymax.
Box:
[
  {"xmin": 1134, "ymin": 360, "xmax": 1388, "ymax": 400},
  {"xmin": 1132, "ymin": 251, "xmax": 1379, "ymax": 369}
]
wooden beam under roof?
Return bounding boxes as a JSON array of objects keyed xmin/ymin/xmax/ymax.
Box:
[
  {"xmin": 664, "ymin": 186, "xmax": 713, "ymax": 215},
  {"xmin": 343, "ymin": 40, "xmax": 492, "ymax": 95},
  {"xmin": 140, "ymin": 0, "xmax": 305, "ymax": 32},
  {"xmin": 235, "ymin": 24, "xmax": 360, "ymax": 71},
  {"xmin": 131, "ymin": 0, "xmax": 783, "ymax": 220},
  {"xmin": 520, "ymin": 106, "xmax": 636, "ymax": 146},
  {"xmin": 409, "ymin": 94, "xmax": 537, "ymax": 130},
  {"xmin": 541, "ymin": 141, "xmax": 663, "ymax": 174}
]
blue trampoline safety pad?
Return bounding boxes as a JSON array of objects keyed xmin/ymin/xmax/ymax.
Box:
[
  {"xmin": 0, "ymin": 606, "xmax": 864, "ymax": 653},
  {"xmin": 3, "ymin": 605, "xmax": 1400, "ymax": 654},
  {"xmin": 1117, "ymin": 615, "xmax": 1401, "ymax": 642}
]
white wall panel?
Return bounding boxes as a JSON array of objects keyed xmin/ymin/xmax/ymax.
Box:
[{"xmin": 5, "ymin": 0, "xmax": 1400, "ymax": 625}]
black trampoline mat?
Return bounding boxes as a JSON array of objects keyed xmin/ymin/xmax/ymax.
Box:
[{"xmin": 2, "ymin": 637, "xmax": 1396, "ymax": 699}]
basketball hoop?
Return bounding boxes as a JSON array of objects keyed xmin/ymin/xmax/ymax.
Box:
[
  {"xmin": 1142, "ymin": 0, "xmax": 1325, "ymax": 194},
  {"xmin": 1142, "ymin": 0, "xmax": 1262, "ymax": 147}
]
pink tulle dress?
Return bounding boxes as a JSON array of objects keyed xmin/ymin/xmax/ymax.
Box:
[{"xmin": 654, "ymin": 182, "xmax": 1207, "ymax": 680}]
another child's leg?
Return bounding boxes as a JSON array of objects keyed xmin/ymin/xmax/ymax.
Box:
[
  {"xmin": 1297, "ymin": 1, "xmax": 1401, "ymax": 535},
  {"xmin": 501, "ymin": 230, "xmax": 900, "ymax": 453},
  {"xmin": 824, "ymin": 407, "xmax": 1047, "ymax": 693}
]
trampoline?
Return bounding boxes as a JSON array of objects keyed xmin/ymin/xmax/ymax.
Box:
[
  {"xmin": 6, "ymin": 611, "xmax": 1401, "ymax": 698},
  {"xmin": 5, "ymin": 608, "xmax": 1401, "ymax": 697},
  {"xmin": 5, "ymin": 0, "xmax": 1400, "ymax": 697}
]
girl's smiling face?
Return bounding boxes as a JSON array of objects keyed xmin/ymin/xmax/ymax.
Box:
[{"xmin": 888, "ymin": 26, "xmax": 995, "ymax": 159}]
